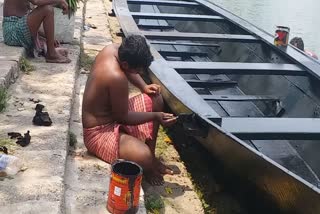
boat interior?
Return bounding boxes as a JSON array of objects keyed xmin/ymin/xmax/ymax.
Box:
[{"xmin": 122, "ymin": 0, "xmax": 320, "ymax": 187}]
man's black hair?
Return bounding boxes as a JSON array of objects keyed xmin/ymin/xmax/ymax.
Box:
[
  {"xmin": 290, "ymin": 37, "xmax": 304, "ymax": 51},
  {"xmin": 118, "ymin": 35, "xmax": 154, "ymax": 69}
]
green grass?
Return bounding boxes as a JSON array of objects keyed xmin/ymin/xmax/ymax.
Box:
[
  {"xmin": 0, "ymin": 138, "xmax": 17, "ymax": 154},
  {"xmin": 19, "ymin": 57, "xmax": 35, "ymax": 74},
  {"xmin": 80, "ymin": 51, "xmax": 96, "ymax": 71},
  {"xmin": 0, "ymin": 88, "xmax": 8, "ymax": 113},
  {"xmin": 145, "ymin": 195, "xmax": 164, "ymax": 214},
  {"xmin": 155, "ymin": 126, "xmax": 170, "ymax": 158},
  {"xmin": 69, "ymin": 131, "xmax": 77, "ymax": 147}
]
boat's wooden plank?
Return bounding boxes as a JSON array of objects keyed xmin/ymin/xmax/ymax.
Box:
[
  {"xmin": 142, "ymin": 31, "xmax": 258, "ymax": 42},
  {"xmin": 131, "ymin": 12, "xmax": 224, "ymax": 22},
  {"xmin": 168, "ymin": 61, "xmax": 306, "ymax": 76},
  {"xmin": 159, "ymin": 50, "xmax": 208, "ymax": 58},
  {"xmin": 222, "ymin": 118, "xmax": 320, "ymax": 140},
  {"xmin": 127, "ymin": 0, "xmax": 199, "ymax": 7},
  {"xmin": 201, "ymin": 95, "xmax": 280, "ymax": 102},
  {"xmin": 137, "ymin": 24, "xmax": 174, "ymax": 30},
  {"xmin": 187, "ymin": 79, "xmax": 237, "ymax": 87},
  {"xmin": 150, "ymin": 41, "xmax": 220, "ymax": 47}
]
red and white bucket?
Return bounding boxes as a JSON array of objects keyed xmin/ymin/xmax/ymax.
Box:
[{"xmin": 107, "ymin": 160, "xmax": 143, "ymax": 214}]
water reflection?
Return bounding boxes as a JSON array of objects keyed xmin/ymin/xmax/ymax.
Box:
[{"xmin": 211, "ymin": 0, "xmax": 320, "ymax": 54}]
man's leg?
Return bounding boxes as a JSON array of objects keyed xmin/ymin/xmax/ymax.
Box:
[
  {"xmin": 146, "ymin": 94, "xmax": 174, "ymax": 175},
  {"xmin": 27, "ymin": 5, "xmax": 70, "ymax": 63},
  {"xmin": 119, "ymin": 132, "xmax": 164, "ymax": 185}
]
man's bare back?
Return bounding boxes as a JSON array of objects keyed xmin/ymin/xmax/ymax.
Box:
[
  {"xmin": 82, "ymin": 44, "xmax": 123, "ymax": 128},
  {"xmin": 82, "ymin": 36, "xmax": 177, "ymax": 185},
  {"xmin": 3, "ymin": 0, "xmax": 30, "ymax": 17}
]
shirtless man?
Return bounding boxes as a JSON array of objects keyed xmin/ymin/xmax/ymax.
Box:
[
  {"xmin": 2, "ymin": 0, "xmax": 71, "ymax": 63},
  {"xmin": 82, "ymin": 35, "xmax": 177, "ymax": 185}
]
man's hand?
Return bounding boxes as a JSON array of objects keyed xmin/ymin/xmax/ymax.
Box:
[
  {"xmin": 156, "ymin": 112, "xmax": 177, "ymax": 127},
  {"xmin": 143, "ymin": 84, "xmax": 160, "ymax": 95},
  {"xmin": 60, "ymin": 0, "xmax": 69, "ymax": 15}
]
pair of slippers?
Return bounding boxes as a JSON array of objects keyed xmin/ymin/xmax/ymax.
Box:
[
  {"xmin": 8, "ymin": 131, "xmax": 31, "ymax": 147},
  {"xmin": 4, "ymin": 104, "xmax": 52, "ymax": 148}
]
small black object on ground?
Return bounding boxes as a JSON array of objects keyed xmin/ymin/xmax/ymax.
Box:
[
  {"xmin": 7, "ymin": 131, "xmax": 31, "ymax": 147},
  {"xmin": 33, "ymin": 104, "xmax": 52, "ymax": 126},
  {"xmin": 0, "ymin": 146, "xmax": 8, "ymax": 154},
  {"xmin": 8, "ymin": 132, "xmax": 22, "ymax": 139},
  {"xmin": 16, "ymin": 131, "xmax": 31, "ymax": 147}
]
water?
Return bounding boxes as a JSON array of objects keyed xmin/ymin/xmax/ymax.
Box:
[{"xmin": 210, "ymin": 0, "xmax": 320, "ymax": 54}]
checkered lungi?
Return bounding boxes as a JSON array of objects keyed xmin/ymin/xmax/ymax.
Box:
[
  {"xmin": 83, "ymin": 93, "xmax": 154, "ymax": 164},
  {"xmin": 2, "ymin": 15, "xmax": 34, "ymax": 50}
]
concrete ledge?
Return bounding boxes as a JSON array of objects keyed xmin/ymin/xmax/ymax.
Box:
[
  {"xmin": 0, "ymin": 21, "xmax": 25, "ymax": 89},
  {"xmin": 0, "ymin": 200, "xmax": 60, "ymax": 214},
  {"xmin": 0, "ymin": 176, "xmax": 64, "ymax": 206},
  {"xmin": 0, "ymin": 60, "xmax": 19, "ymax": 88}
]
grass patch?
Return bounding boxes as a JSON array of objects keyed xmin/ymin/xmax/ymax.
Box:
[
  {"xmin": 19, "ymin": 57, "xmax": 35, "ymax": 74},
  {"xmin": 80, "ymin": 51, "xmax": 96, "ymax": 71},
  {"xmin": 0, "ymin": 138, "xmax": 17, "ymax": 154},
  {"xmin": 145, "ymin": 195, "xmax": 164, "ymax": 214},
  {"xmin": 69, "ymin": 131, "xmax": 77, "ymax": 147},
  {"xmin": 155, "ymin": 126, "xmax": 170, "ymax": 158},
  {"xmin": 0, "ymin": 88, "xmax": 8, "ymax": 113}
]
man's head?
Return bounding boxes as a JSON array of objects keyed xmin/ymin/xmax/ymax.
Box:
[
  {"xmin": 290, "ymin": 37, "xmax": 304, "ymax": 51},
  {"xmin": 118, "ymin": 35, "xmax": 154, "ymax": 74}
]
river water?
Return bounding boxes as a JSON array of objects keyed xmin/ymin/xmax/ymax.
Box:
[{"xmin": 210, "ymin": 0, "xmax": 320, "ymax": 54}]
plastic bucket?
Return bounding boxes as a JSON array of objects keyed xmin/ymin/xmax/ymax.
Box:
[{"xmin": 107, "ymin": 160, "xmax": 143, "ymax": 214}]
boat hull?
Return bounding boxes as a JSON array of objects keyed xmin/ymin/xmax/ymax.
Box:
[{"xmin": 113, "ymin": 0, "xmax": 320, "ymax": 212}]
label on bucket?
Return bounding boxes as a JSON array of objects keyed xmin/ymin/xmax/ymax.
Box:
[{"xmin": 114, "ymin": 186, "xmax": 121, "ymax": 197}]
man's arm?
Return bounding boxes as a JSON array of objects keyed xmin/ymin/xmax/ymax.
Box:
[
  {"xmin": 126, "ymin": 72, "xmax": 147, "ymax": 92},
  {"xmin": 109, "ymin": 73, "xmax": 176, "ymax": 126},
  {"xmin": 126, "ymin": 72, "xmax": 160, "ymax": 95},
  {"xmin": 109, "ymin": 73, "xmax": 157, "ymax": 125}
]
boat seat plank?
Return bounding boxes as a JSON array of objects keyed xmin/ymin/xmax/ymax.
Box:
[
  {"xmin": 201, "ymin": 95, "xmax": 280, "ymax": 102},
  {"xmin": 167, "ymin": 61, "xmax": 306, "ymax": 76},
  {"xmin": 187, "ymin": 79, "xmax": 237, "ymax": 87},
  {"xmin": 142, "ymin": 31, "xmax": 259, "ymax": 42},
  {"xmin": 159, "ymin": 50, "xmax": 208, "ymax": 58},
  {"xmin": 137, "ymin": 24, "xmax": 175, "ymax": 30},
  {"xmin": 150, "ymin": 41, "xmax": 220, "ymax": 47},
  {"xmin": 127, "ymin": 0, "xmax": 199, "ymax": 7},
  {"xmin": 132, "ymin": 12, "xmax": 224, "ymax": 22},
  {"xmin": 222, "ymin": 118, "xmax": 320, "ymax": 140}
]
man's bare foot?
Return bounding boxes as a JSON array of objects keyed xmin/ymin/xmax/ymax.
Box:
[
  {"xmin": 145, "ymin": 170, "xmax": 164, "ymax": 186},
  {"xmin": 155, "ymin": 159, "xmax": 174, "ymax": 175},
  {"xmin": 46, "ymin": 53, "xmax": 71, "ymax": 64},
  {"xmin": 56, "ymin": 48, "xmax": 68, "ymax": 57}
]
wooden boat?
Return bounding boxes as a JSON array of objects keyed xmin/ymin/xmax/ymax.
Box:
[{"xmin": 112, "ymin": 0, "xmax": 320, "ymax": 213}]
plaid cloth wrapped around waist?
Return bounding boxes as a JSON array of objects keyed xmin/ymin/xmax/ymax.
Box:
[{"xmin": 2, "ymin": 15, "xmax": 34, "ymax": 50}]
